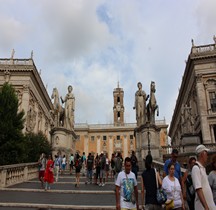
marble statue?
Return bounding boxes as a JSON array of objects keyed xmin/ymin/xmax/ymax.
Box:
[
  {"xmin": 133, "ymin": 82, "xmax": 149, "ymax": 126},
  {"xmin": 147, "ymin": 81, "xmax": 159, "ymax": 124},
  {"xmin": 61, "ymin": 85, "xmax": 75, "ymax": 130}
]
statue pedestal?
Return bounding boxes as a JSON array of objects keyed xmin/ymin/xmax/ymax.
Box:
[
  {"xmin": 181, "ymin": 133, "xmax": 200, "ymax": 153},
  {"xmin": 135, "ymin": 123, "xmax": 161, "ymax": 164},
  {"xmin": 50, "ymin": 127, "xmax": 77, "ymax": 157}
]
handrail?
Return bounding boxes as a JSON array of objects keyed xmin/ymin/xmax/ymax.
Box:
[{"xmin": 0, "ymin": 162, "xmax": 38, "ymax": 188}]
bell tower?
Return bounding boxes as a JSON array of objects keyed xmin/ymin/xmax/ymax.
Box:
[{"xmin": 113, "ymin": 82, "xmax": 124, "ymax": 126}]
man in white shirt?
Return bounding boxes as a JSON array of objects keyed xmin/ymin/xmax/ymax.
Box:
[
  {"xmin": 115, "ymin": 157, "xmax": 139, "ymax": 210},
  {"xmin": 191, "ymin": 144, "xmax": 216, "ymax": 210}
]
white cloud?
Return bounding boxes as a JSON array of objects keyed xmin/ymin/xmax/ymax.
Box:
[
  {"xmin": 0, "ymin": 15, "xmax": 27, "ymax": 52},
  {"xmin": 1, "ymin": 0, "xmax": 216, "ymax": 128}
]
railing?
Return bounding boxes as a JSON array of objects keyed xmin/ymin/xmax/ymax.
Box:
[
  {"xmin": 191, "ymin": 44, "xmax": 216, "ymax": 54},
  {"xmin": 0, "ymin": 59, "xmax": 33, "ymax": 65},
  {"xmin": 161, "ymin": 143, "xmax": 216, "ymax": 155},
  {"xmin": 75, "ymin": 120, "xmax": 166, "ymax": 130},
  {"xmin": 0, "ymin": 162, "xmax": 38, "ymax": 188}
]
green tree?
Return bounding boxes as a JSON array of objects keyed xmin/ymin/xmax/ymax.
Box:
[
  {"xmin": 0, "ymin": 83, "xmax": 25, "ymax": 165},
  {"xmin": 24, "ymin": 132, "xmax": 52, "ymax": 162}
]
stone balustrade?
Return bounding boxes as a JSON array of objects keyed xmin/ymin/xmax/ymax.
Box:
[
  {"xmin": 0, "ymin": 58, "xmax": 33, "ymax": 65},
  {"xmin": 161, "ymin": 143, "xmax": 216, "ymax": 155},
  {"xmin": 191, "ymin": 44, "xmax": 216, "ymax": 54},
  {"xmin": 0, "ymin": 162, "xmax": 38, "ymax": 188}
]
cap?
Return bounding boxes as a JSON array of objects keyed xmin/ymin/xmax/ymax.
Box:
[{"xmin": 195, "ymin": 144, "xmax": 210, "ymax": 154}]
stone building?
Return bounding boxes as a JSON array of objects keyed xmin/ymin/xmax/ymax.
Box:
[
  {"xmin": 169, "ymin": 37, "xmax": 216, "ymax": 152},
  {"xmin": 0, "ymin": 54, "xmax": 54, "ymax": 141}
]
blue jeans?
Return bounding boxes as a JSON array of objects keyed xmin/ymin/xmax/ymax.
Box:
[{"xmin": 87, "ymin": 169, "xmax": 93, "ymax": 182}]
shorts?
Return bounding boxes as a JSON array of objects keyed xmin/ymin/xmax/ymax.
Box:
[{"xmin": 39, "ymin": 170, "xmax": 45, "ymax": 179}]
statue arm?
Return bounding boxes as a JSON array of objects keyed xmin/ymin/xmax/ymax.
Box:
[
  {"xmin": 133, "ymin": 93, "xmax": 137, "ymax": 109},
  {"xmin": 72, "ymin": 97, "xmax": 75, "ymax": 111}
]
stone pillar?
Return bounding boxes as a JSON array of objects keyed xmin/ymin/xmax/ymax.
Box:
[
  {"xmin": 196, "ymin": 76, "xmax": 211, "ymax": 143},
  {"xmin": 135, "ymin": 123, "xmax": 161, "ymax": 161},
  {"xmin": 97, "ymin": 136, "xmax": 101, "ymax": 154},
  {"xmin": 109, "ymin": 135, "xmax": 113, "ymax": 157},
  {"xmin": 22, "ymin": 85, "xmax": 30, "ymax": 132},
  {"xmin": 0, "ymin": 169, "xmax": 7, "ymax": 188},
  {"xmin": 84, "ymin": 135, "xmax": 89, "ymax": 155},
  {"xmin": 123, "ymin": 135, "xmax": 128, "ymax": 158},
  {"xmin": 24, "ymin": 166, "xmax": 28, "ymax": 181}
]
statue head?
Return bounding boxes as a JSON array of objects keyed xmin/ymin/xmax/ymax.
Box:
[
  {"xmin": 137, "ymin": 82, "xmax": 142, "ymax": 89},
  {"xmin": 68, "ymin": 85, "xmax": 73, "ymax": 92},
  {"xmin": 150, "ymin": 81, "xmax": 155, "ymax": 92}
]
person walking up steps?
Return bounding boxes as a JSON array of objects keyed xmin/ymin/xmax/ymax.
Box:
[
  {"xmin": 191, "ymin": 145, "xmax": 215, "ymax": 210},
  {"xmin": 86, "ymin": 153, "xmax": 94, "ymax": 184},
  {"xmin": 69, "ymin": 153, "xmax": 74, "ymax": 175},
  {"xmin": 44, "ymin": 154, "xmax": 54, "ymax": 191},
  {"xmin": 81, "ymin": 152, "xmax": 86, "ymax": 176},
  {"xmin": 115, "ymin": 157, "xmax": 139, "ymax": 210},
  {"xmin": 74, "ymin": 153, "xmax": 82, "ymax": 188},
  {"xmin": 115, "ymin": 152, "xmax": 123, "ymax": 182},
  {"xmin": 99, "ymin": 151, "xmax": 106, "ymax": 186},
  {"xmin": 38, "ymin": 153, "xmax": 46, "ymax": 189}
]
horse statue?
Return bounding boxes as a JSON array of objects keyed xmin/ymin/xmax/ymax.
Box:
[
  {"xmin": 147, "ymin": 81, "xmax": 159, "ymax": 124},
  {"xmin": 51, "ymin": 87, "xmax": 65, "ymax": 127}
]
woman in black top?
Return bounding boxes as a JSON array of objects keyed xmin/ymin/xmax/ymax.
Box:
[{"xmin": 141, "ymin": 154, "xmax": 163, "ymax": 210}]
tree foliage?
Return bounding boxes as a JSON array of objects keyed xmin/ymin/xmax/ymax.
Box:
[
  {"xmin": 24, "ymin": 132, "xmax": 52, "ymax": 162},
  {"xmin": 0, "ymin": 83, "xmax": 25, "ymax": 165},
  {"xmin": 0, "ymin": 83, "xmax": 52, "ymax": 165}
]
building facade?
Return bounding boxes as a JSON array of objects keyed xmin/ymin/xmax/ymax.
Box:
[
  {"xmin": 169, "ymin": 38, "xmax": 216, "ymax": 151},
  {"xmin": 0, "ymin": 56, "xmax": 54, "ymax": 141}
]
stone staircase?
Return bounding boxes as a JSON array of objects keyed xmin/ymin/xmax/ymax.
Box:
[{"xmin": 0, "ymin": 170, "xmax": 142, "ymax": 210}]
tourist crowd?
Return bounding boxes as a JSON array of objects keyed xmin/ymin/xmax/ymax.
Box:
[{"xmin": 38, "ymin": 145, "xmax": 216, "ymax": 210}]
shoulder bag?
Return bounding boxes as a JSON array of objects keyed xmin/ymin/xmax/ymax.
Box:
[{"xmin": 155, "ymin": 168, "xmax": 167, "ymax": 204}]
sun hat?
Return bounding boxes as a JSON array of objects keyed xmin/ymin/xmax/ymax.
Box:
[{"xmin": 195, "ymin": 144, "xmax": 210, "ymax": 154}]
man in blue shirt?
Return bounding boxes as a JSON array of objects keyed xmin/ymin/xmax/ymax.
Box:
[{"xmin": 163, "ymin": 149, "xmax": 182, "ymax": 183}]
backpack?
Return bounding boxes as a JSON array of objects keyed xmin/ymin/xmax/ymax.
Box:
[
  {"xmin": 100, "ymin": 156, "xmax": 106, "ymax": 169},
  {"xmin": 131, "ymin": 155, "xmax": 137, "ymax": 167},
  {"xmin": 115, "ymin": 157, "xmax": 122, "ymax": 173},
  {"xmin": 87, "ymin": 156, "xmax": 93, "ymax": 169},
  {"xmin": 75, "ymin": 159, "xmax": 82, "ymax": 169},
  {"xmin": 186, "ymin": 173, "xmax": 195, "ymax": 202}
]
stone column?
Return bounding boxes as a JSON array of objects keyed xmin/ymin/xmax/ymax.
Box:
[
  {"xmin": 84, "ymin": 135, "xmax": 89, "ymax": 155},
  {"xmin": 109, "ymin": 135, "xmax": 113, "ymax": 157},
  {"xmin": 196, "ymin": 76, "xmax": 211, "ymax": 143},
  {"xmin": 22, "ymin": 85, "xmax": 30, "ymax": 132},
  {"xmin": 97, "ymin": 136, "xmax": 101, "ymax": 154},
  {"xmin": 123, "ymin": 135, "xmax": 128, "ymax": 159}
]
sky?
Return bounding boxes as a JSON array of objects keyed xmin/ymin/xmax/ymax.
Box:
[{"xmin": 0, "ymin": 0, "xmax": 216, "ymax": 129}]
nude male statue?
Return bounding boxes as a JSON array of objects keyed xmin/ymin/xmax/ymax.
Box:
[
  {"xmin": 60, "ymin": 85, "xmax": 75, "ymax": 130},
  {"xmin": 133, "ymin": 82, "xmax": 149, "ymax": 126}
]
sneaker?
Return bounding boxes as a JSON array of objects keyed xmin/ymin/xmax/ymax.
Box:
[
  {"xmin": 98, "ymin": 183, "xmax": 102, "ymax": 186},
  {"xmin": 102, "ymin": 183, "xmax": 105, "ymax": 187}
]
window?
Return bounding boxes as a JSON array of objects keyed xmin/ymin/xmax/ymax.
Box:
[
  {"xmin": 209, "ymin": 92, "xmax": 216, "ymax": 112},
  {"xmin": 117, "ymin": 135, "xmax": 120, "ymax": 140},
  {"xmin": 117, "ymin": 96, "xmax": 120, "ymax": 103},
  {"xmin": 130, "ymin": 135, "xmax": 134, "ymax": 140},
  {"xmin": 103, "ymin": 136, "xmax": 107, "ymax": 141},
  {"xmin": 213, "ymin": 125, "xmax": 216, "ymax": 143},
  {"xmin": 91, "ymin": 136, "xmax": 94, "ymax": 141}
]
